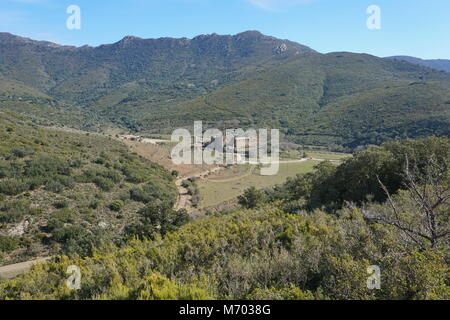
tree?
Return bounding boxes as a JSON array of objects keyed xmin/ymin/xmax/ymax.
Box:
[
  {"xmin": 365, "ymin": 156, "xmax": 449, "ymax": 249},
  {"xmin": 238, "ymin": 187, "xmax": 265, "ymax": 208}
]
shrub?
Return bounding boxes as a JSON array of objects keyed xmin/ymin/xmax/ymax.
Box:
[
  {"xmin": 93, "ymin": 176, "xmax": 114, "ymax": 191},
  {"xmin": 53, "ymin": 200, "xmax": 69, "ymax": 209},
  {"xmin": 89, "ymin": 200, "xmax": 101, "ymax": 209},
  {"xmin": 0, "ymin": 179, "xmax": 29, "ymax": 196},
  {"xmin": 238, "ymin": 187, "xmax": 265, "ymax": 209},
  {"xmin": 59, "ymin": 176, "xmax": 76, "ymax": 189},
  {"xmin": 82, "ymin": 168, "xmax": 120, "ymax": 191},
  {"xmin": 11, "ymin": 146, "xmax": 35, "ymax": 158},
  {"xmin": 45, "ymin": 180, "xmax": 65, "ymax": 194},
  {"xmin": 125, "ymin": 202, "xmax": 190, "ymax": 239},
  {"xmin": 109, "ymin": 200, "xmax": 124, "ymax": 212},
  {"xmin": 24, "ymin": 157, "xmax": 71, "ymax": 177},
  {"xmin": 130, "ymin": 180, "xmax": 173, "ymax": 204},
  {"xmin": 122, "ymin": 165, "xmax": 149, "ymax": 183},
  {"xmin": 26, "ymin": 176, "xmax": 49, "ymax": 190},
  {"xmin": 0, "ymin": 235, "xmax": 19, "ymax": 253},
  {"xmin": 0, "ymin": 161, "xmax": 11, "ymax": 179},
  {"xmin": 0, "ymin": 200, "xmax": 30, "ymax": 223},
  {"xmin": 130, "ymin": 187, "xmax": 150, "ymax": 203},
  {"xmin": 47, "ymin": 209, "xmax": 76, "ymax": 231}
]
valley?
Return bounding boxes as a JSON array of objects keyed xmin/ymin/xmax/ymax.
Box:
[{"xmin": 0, "ymin": 30, "xmax": 448, "ymax": 301}]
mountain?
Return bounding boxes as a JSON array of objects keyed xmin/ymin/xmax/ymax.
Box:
[
  {"xmin": 0, "ymin": 31, "xmax": 312, "ymax": 103},
  {"xmin": 1, "ymin": 31, "xmax": 449, "ymax": 147},
  {"xmin": 387, "ymin": 56, "xmax": 450, "ymax": 73},
  {"xmin": 146, "ymin": 52, "xmax": 450, "ymax": 146}
]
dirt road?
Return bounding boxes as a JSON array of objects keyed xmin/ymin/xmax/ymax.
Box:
[
  {"xmin": 174, "ymin": 167, "xmax": 224, "ymax": 214},
  {"xmin": 0, "ymin": 257, "xmax": 51, "ymax": 279}
]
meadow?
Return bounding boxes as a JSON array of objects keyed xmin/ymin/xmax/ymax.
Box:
[{"xmin": 198, "ymin": 161, "xmax": 320, "ymax": 208}]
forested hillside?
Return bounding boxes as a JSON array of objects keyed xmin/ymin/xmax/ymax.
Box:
[
  {"xmin": 1, "ymin": 137, "xmax": 448, "ymax": 300},
  {"xmin": 0, "ymin": 111, "xmax": 184, "ymax": 266},
  {"xmin": 1, "ymin": 32, "xmax": 449, "ymax": 147}
]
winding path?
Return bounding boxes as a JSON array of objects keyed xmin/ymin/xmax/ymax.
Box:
[
  {"xmin": 174, "ymin": 166, "xmax": 224, "ymax": 213},
  {"xmin": 0, "ymin": 257, "xmax": 51, "ymax": 279}
]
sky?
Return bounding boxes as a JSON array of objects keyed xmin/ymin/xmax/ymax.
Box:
[{"xmin": 0, "ymin": 0, "xmax": 449, "ymax": 59}]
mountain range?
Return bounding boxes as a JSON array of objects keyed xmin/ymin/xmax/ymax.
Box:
[
  {"xmin": 387, "ymin": 56, "xmax": 450, "ymax": 73},
  {"xmin": 0, "ymin": 31, "xmax": 449, "ymax": 147}
]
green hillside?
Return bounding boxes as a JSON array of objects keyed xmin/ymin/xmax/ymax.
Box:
[
  {"xmin": 142, "ymin": 53, "xmax": 450, "ymax": 146},
  {"xmin": 0, "ymin": 111, "xmax": 181, "ymax": 266},
  {"xmin": 0, "ymin": 31, "xmax": 449, "ymax": 147},
  {"xmin": 1, "ymin": 137, "xmax": 448, "ymax": 300}
]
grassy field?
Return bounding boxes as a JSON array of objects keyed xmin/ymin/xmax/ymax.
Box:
[
  {"xmin": 198, "ymin": 160, "xmax": 320, "ymax": 208},
  {"xmin": 118, "ymin": 138, "xmax": 350, "ymax": 210},
  {"xmin": 281, "ymin": 150, "xmax": 351, "ymax": 160},
  {"xmin": 306, "ymin": 151, "xmax": 351, "ymax": 160}
]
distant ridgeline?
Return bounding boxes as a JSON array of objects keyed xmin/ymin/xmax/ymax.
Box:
[{"xmin": 1, "ymin": 31, "xmax": 450, "ymax": 147}]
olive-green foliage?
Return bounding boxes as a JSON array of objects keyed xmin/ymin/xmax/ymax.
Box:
[
  {"xmin": 238, "ymin": 186, "xmax": 265, "ymax": 209},
  {"xmin": 0, "ymin": 111, "xmax": 177, "ymax": 265},
  {"xmin": 109, "ymin": 200, "xmax": 124, "ymax": 212},
  {"xmin": 0, "ymin": 200, "xmax": 40, "ymax": 223},
  {"xmin": 0, "ymin": 178, "xmax": 29, "ymax": 196},
  {"xmin": 2, "ymin": 33, "xmax": 450, "ymax": 146},
  {"xmin": 1, "ymin": 204, "xmax": 447, "ymax": 300},
  {"xmin": 130, "ymin": 180, "xmax": 177, "ymax": 205},
  {"xmin": 0, "ymin": 235, "xmax": 19, "ymax": 253},
  {"xmin": 265, "ymin": 137, "xmax": 449, "ymax": 210},
  {"xmin": 125, "ymin": 202, "xmax": 191, "ymax": 239},
  {"xmin": 0, "ymin": 114, "xmax": 447, "ymax": 300}
]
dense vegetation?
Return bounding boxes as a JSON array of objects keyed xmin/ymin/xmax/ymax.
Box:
[
  {"xmin": 0, "ymin": 136, "xmax": 447, "ymax": 300},
  {"xmin": 0, "ymin": 111, "xmax": 181, "ymax": 266},
  {"xmin": 0, "ymin": 30, "xmax": 448, "ymax": 299},
  {"xmin": 1, "ymin": 32, "xmax": 449, "ymax": 147}
]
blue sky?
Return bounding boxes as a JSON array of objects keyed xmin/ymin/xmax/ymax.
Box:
[{"xmin": 1, "ymin": 0, "xmax": 449, "ymax": 59}]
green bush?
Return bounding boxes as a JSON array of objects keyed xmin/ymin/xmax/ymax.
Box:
[
  {"xmin": 53, "ymin": 200, "xmax": 69, "ymax": 209},
  {"xmin": 82, "ymin": 168, "xmax": 121, "ymax": 191},
  {"xmin": 125, "ymin": 202, "xmax": 190, "ymax": 239},
  {"xmin": 238, "ymin": 187, "xmax": 265, "ymax": 209},
  {"xmin": 109, "ymin": 200, "xmax": 124, "ymax": 212},
  {"xmin": 58, "ymin": 176, "xmax": 76, "ymax": 189},
  {"xmin": 11, "ymin": 146, "xmax": 35, "ymax": 158},
  {"xmin": 0, "ymin": 200, "xmax": 31, "ymax": 223},
  {"xmin": 0, "ymin": 178, "xmax": 29, "ymax": 196},
  {"xmin": 130, "ymin": 180, "xmax": 174, "ymax": 204},
  {"xmin": 0, "ymin": 235, "xmax": 19, "ymax": 253},
  {"xmin": 92, "ymin": 176, "xmax": 114, "ymax": 191},
  {"xmin": 89, "ymin": 200, "xmax": 101, "ymax": 209},
  {"xmin": 24, "ymin": 157, "xmax": 71, "ymax": 177},
  {"xmin": 47, "ymin": 209, "xmax": 76, "ymax": 231},
  {"xmin": 122, "ymin": 164, "xmax": 149, "ymax": 183},
  {"xmin": 0, "ymin": 161, "xmax": 11, "ymax": 179},
  {"xmin": 45, "ymin": 180, "xmax": 65, "ymax": 194}
]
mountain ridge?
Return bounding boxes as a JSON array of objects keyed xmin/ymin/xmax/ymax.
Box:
[
  {"xmin": 387, "ymin": 56, "xmax": 450, "ymax": 73},
  {"xmin": 0, "ymin": 31, "xmax": 449, "ymax": 147}
]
